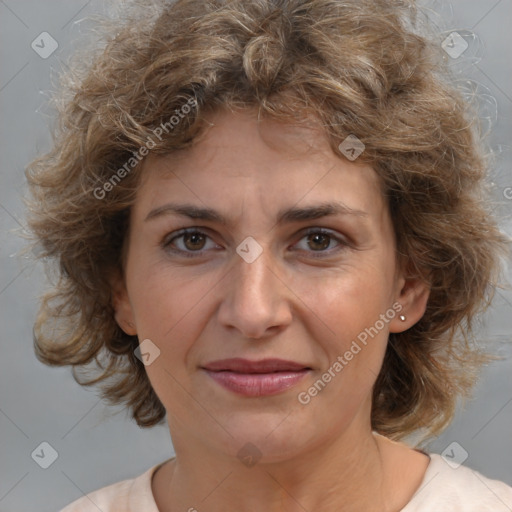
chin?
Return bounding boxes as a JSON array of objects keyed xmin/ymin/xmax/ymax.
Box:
[{"xmin": 201, "ymin": 407, "xmax": 322, "ymax": 463}]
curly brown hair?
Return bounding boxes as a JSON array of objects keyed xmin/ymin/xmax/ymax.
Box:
[{"xmin": 25, "ymin": 0, "xmax": 509, "ymax": 439}]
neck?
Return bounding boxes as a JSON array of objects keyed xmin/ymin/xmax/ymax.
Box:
[{"xmin": 154, "ymin": 420, "xmax": 410, "ymax": 512}]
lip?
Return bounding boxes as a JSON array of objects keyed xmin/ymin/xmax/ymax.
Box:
[{"xmin": 201, "ymin": 358, "xmax": 311, "ymax": 397}]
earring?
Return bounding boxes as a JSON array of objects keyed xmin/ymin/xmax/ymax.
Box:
[{"xmin": 399, "ymin": 315, "xmax": 406, "ymax": 322}]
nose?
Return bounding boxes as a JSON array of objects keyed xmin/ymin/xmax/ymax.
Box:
[{"xmin": 217, "ymin": 243, "xmax": 293, "ymax": 340}]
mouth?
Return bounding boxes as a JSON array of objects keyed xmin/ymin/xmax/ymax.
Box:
[{"xmin": 201, "ymin": 358, "xmax": 312, "ymax": 397}]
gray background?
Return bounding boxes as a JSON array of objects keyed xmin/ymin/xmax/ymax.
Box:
[{"xmin": 0, "ymin": 1, "xmax": 511, "ymax": 511}]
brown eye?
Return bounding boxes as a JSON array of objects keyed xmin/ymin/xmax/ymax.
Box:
[
  {"xmin": 292, "ymin": 228, "xmax": 349, "ymax": 257},
  {"xmin": 182, "ymin": 232, "xmax": 207, "ymax": 251},
  {"xmin": 306, "ymin": 232, "xmax": 331, "ymax": 251},
  {"xmin": 163, "ymin": 229, "xmax": 220, "ymax": 258}
]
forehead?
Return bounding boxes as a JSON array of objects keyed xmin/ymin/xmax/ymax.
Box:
[{"xmin": 136, "ymin": 108, "xmax": 385, "ymax": 219}]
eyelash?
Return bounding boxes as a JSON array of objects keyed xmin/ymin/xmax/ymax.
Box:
[{"xmin": 161, "ymin": 227, "xmax": 350, "ymax": 259}]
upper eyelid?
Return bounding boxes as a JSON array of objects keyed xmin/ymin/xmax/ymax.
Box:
[{"xmin": 164, "ymin": 227, "xmax": 218, "ymax": 244}]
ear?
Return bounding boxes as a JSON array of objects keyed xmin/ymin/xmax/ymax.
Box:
[
  {"xmin": 389, "ymin": 268, "xmax": 430, "ymax": 334},
  {"xmin": 110, "ymin": 269, "xmax": 137, "ymax": 336}
]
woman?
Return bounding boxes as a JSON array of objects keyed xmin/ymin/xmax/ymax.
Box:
[{"xmin": 26, "ymin": 0, "xmax": 512, "ymax": 510}]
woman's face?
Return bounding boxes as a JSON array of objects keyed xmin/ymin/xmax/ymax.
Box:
[{"xmin": 115, "ymin": 108, "xmax": 427, "ymax": 461}]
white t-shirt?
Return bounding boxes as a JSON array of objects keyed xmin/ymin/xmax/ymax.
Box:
[{"xmin": 59, "ymin": 454, "xmax": 512, "ymax": 511}]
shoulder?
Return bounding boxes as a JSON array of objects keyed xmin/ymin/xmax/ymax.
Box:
[
  {"xmin": 58, "ymin": 462, "xmax": 163, "ymax": 512},
  {"xmin": 402, "ymin": 453, "xmax": 512, "ymax": 511}
]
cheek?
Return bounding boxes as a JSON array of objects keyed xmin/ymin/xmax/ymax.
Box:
[
  {"xmin": 127, "ymin": 260, "xmax": 223, "ymax": 358},
  {"xmin": 125, "ymin": 263, "xmax": 219, "ymax": 410},
  {"xmin": 300, "ymin": 262, "xmax": 394, "ymax": 341},
  {"xmin": 296, "ymin": 261, "xmax": 395, "ymax": 398}
]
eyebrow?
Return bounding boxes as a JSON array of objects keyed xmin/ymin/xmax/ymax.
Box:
[{"xmin": 145, "ymin": 201, "xmax": 367, "ymax": 225}]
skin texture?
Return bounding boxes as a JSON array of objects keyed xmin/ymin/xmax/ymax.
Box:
[{"xmin": 112, "ymin": 108, "xmax": 431, "ymax": 512}]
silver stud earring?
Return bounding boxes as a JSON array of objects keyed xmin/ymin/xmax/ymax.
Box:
[{"xmin": 399, "ymin": 315, "xmax": 406, "ymax": 322}]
